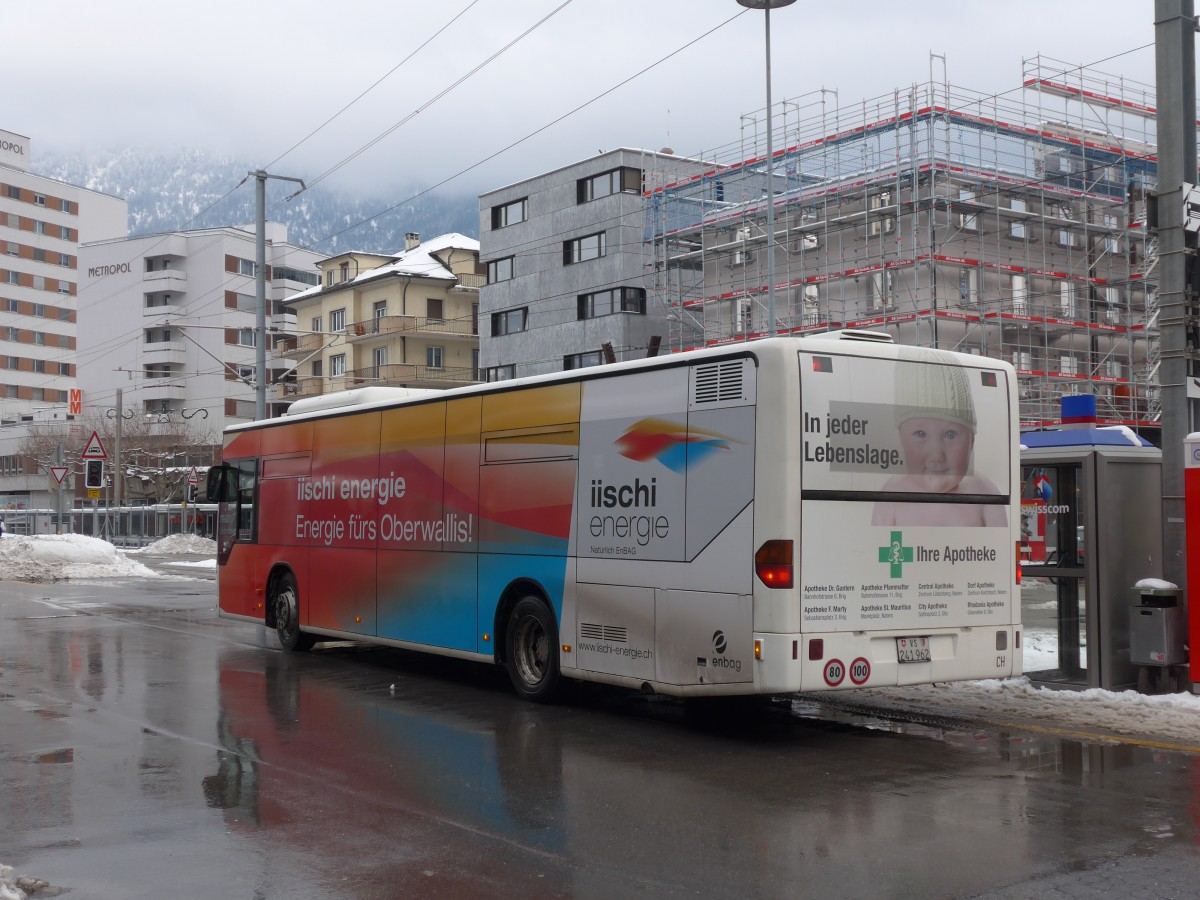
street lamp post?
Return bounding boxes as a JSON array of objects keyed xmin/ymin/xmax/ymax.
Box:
[{"xmin": 737, "ymin": 0, "xmax": 796, "ymax": 336}]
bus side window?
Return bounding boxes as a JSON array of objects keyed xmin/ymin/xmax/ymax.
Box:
[{"xmin": 237, "ymin": 460, "xmax": 258, "ymax": 542}]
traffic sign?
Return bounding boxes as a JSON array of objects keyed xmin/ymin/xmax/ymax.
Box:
[
  {"xmin": 50, "ymin": 466, "xmax": 68, "ymax": 484},
  {"xmin": 188, "ymin": 466, "xmax": 199, "ymax": 485},
  {"xmin": 823, "ymin": 658, "xmax": 846, "ymax": 687},
  {"xmin": 82, "ymin": 431, "xmax": 108, "ymax": 460}
]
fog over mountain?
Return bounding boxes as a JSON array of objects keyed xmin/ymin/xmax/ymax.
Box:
[{"xmin": 33, "ymin": 147, "xmax": 480, "ymax": 256}]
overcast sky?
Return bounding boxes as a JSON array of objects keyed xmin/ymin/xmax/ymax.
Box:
[{"xmin": 7, "ymin": 0, "xmax": 1163, "ymax": 198}]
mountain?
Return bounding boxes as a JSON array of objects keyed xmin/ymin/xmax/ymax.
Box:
[{"xmin": 32, "ymin": 147, "xmax": 481, "ymax": 255}]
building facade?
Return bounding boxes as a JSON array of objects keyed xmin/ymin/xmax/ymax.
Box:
[
  {"xmin": 279, "ymin": 232, "xmax": 482, "ymax": 396},
  {"xmin": 478, "ymin": 149, "xmax": 704, "ymax": 381},
  {"xmin": 0, "ymin": 129, "xmax": 127, "ymax": 422},
  {"xmin": 77, "ymin": 222, "xmax": 323, "ymax": 430},
  {"xmin": 646, "ymin": 58, "xmax": 1169, "ymax": 435},
  {"xmin": 0, "ymin": 129, "xmax": 128, "ymax": 512}
]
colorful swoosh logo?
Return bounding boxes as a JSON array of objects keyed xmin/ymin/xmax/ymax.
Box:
[{"xmin": 615, "ymin": 417, "xmax": 733, "ymax": 473}]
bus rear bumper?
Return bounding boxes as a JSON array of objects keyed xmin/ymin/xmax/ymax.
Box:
[{"xmin": 754, "ymin": 625, "xmax": 1023, "ymax": 692}]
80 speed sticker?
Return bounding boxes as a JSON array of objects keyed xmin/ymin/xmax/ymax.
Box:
[{"xmin": 823, "ymin": 658, "xmax": 846, "ymax": 686}]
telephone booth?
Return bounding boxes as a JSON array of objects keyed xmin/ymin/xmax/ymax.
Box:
[{"xmin": 1020, "ymin": 396, "xmax": 1162, "ymax": 691}]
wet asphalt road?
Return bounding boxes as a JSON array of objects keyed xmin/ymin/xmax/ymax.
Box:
[{"xmin": 3, "ymin": 559, "xmax": 1200, "ymax": 899}]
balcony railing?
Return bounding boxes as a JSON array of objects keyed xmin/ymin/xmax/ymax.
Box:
[
  {"xmin": 277, "ymin": 332, "xmax": 327, "ymax": 358},
  {"xmin": 454, "ymin": 273, "xmax": 486, "ymax": 288},
  {"xmin": 346, "ymin": 363, "xmax": 479, "ymax": 387},
  {"xmin": 347, "ymin": 315, "xmax": 478, "ymax": 342}
]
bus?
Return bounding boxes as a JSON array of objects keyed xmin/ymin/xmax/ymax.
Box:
[{"xmin": 207, "ymin": 332, "xmax": 1022, "ymax": 702}]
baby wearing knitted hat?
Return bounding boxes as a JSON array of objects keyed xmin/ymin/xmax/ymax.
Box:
[{"xmin": 872, "ymin": 357, "xmax": 1006, "ymax": 527}]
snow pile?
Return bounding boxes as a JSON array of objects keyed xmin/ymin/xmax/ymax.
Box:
[
  {"xmin": 129, "ymin": 533, "xmax": 217, "ymax": 555},
  {"xmin": 0, "ymin": 534, "xmax": 163, "ymax": 583},
  {"xmin": 835, "ymin": 676, "xmax": 1200, "ymax": 745},
  {"xmin": 0, "ymin": 865, "xmax": 25, "ymax": 900}
]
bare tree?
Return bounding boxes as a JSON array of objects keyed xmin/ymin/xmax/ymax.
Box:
[{"xmin": 18, "ymin": 413, "xmax": 218, "ymax": 504}]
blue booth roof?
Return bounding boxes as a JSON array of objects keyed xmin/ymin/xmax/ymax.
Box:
[{"xmin": 1020, "ymin": 427, "xmax": 1154, "ymax": 448}]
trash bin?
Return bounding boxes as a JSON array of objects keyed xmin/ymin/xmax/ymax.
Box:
[{"xmin": 1129, "ymin": 580, "xmax": 1185, "ymax": 667}]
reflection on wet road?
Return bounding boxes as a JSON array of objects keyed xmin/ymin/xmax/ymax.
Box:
[{"xmin": 3, "ymin": 577, "xmax": 1200, "ymax": 898}]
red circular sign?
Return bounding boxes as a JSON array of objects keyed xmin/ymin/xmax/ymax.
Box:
[
  {"xmin": 823, "ymin": 658, "xmax": 846, "ymax": 687},
  {"xmin": 849, "ymin": 657, "xmax": 871, "ymax": 685}
]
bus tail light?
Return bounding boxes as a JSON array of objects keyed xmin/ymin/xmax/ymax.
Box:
[
  {"xmin": 755, "ymin": 540, "xmax": 794, "ymax": 589},
  {"xmin": 1015, "ymin": 542, "xmax": 1022, "ymax": 585}
]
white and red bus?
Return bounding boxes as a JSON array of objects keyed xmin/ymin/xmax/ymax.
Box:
[{"xmin": 208, "ymin": 332, "xmax": 1022, "ymax": 701}]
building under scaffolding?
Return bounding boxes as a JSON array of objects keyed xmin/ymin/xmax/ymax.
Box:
[{"xmin": 646, "ymin": 56, "xmax": 1179, "ymax": 434}]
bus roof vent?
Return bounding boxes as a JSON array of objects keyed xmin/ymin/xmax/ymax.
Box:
[
  {"xmin": 284, "ymin": 386, "xmax": 435, "ymax": 416},
  {"xmin": 692, "ymin": 359, "xmax": 749, "ymax": 407},
  {"xmin": 817, "ymin": 328, "xmax": 894, "ymax": 344}
]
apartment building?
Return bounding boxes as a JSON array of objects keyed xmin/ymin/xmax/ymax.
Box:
[
  {"xmin": 0, "ymin": 128, "xmax": 127, "ymax": 421},
  {"xmin": 478, "ymin": 149, "xmax": 705, "ymax": 380},
  {"xmin": 279, "ymin": 232, "xmax": 482, "ymax": 396},
  {"xmin": 77, "ymin": 222, "xmax": 323, "ymax": 429}
]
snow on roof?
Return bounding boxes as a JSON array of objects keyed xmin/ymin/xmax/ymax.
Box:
[{"xmin": 284, "ymin": 233, "xmax": 480, "ymax": 304}]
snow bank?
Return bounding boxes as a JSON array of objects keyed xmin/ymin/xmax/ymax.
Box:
[
  {"xmin": 0, "ymin": 865, "xmax": 25, "ymax": 900},
  {"xmin": 129, "ymin": 533, "xmax": 217, "ymax": 555},
  {"xmin": 831, "ymin": 676, "xmax": 1200, "ymax": 746},
  {"xmin": 0, "ymin": 534, "xmax": 164, "ymax": 583}
]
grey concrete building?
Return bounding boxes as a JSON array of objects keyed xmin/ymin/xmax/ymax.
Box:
[{"xmin": 478, "ymin": 149, "xmax": 704, "ymax": 380}]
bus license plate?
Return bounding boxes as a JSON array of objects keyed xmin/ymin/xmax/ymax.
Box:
[{"xmin": 896, "ymin": 636, "xmax": 931, "ymax": 663}]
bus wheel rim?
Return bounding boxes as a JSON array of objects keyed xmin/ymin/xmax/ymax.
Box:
[
  {"xmin": 276, "ymin": 587, "xmax": 297, "ymax": 635},
  {"xmin": 514, "ymin": 616, "xmax": 547, "ymax": 686}
]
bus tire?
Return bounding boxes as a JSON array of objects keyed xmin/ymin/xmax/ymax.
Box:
[
  {"xmin": 505, "ymin": 595, "xmax": 563, "ymax": 703},
  {"xmin": 273, "ymin": 572, "xmax": 316, "ymax": 652}
]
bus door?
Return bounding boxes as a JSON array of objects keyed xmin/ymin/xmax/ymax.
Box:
[{"xmin": 211, "ymin": 460, "xmax": 261, "ymax": 619}]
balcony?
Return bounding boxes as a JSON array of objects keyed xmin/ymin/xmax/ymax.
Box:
[
  {"xmin": 142, "ymin": 340, "xmax": 186, "ymax": 366},
  {"xmin": 278, "ymin": 376, "xmax": 324, "ymax": 399},
  {"xmin": 143, "ymin": 269, "xmax": 188, "ymax": 292},
  {"xmin": 346, "ymin": 363, "xmax": 479, "ymax": 389},
  {"xmin": 141, "ymin": 378, "xmax": 186, "ymax": 403},
  {"xmin": 143, "ymin": 302, "xmax": 183, "ymax": 320},
  {"xmin": 453, "ymin": 273, "xmax": 486, "ymax": 289},
  {"xmin": 278, "ymin": 332, "xmax": 327, "ymax": 359},
  {"xmin": 347, "ymin": 315, "xmax": 478, "ymax": 343}
]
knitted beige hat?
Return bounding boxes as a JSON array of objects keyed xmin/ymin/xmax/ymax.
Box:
[{"xmin": 895, "ymin": 357, "xmax": 977, "ymax": 432}]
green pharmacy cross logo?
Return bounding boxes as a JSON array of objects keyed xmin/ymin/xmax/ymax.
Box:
[{"xmin": 878, "ymin": 531, "xmax": 913, "ymax": 578}]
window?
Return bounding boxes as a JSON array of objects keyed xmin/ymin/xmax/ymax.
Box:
[
  {"xmin": 491, "ymin": 307, "xmax": 528, "ymax": 336},
  {"xmin": 33, "ymin": 248, "xmax": 45, "ymax": 262},
  {"xmin": 1012, "ymin": 275, "xmax": 1028, "ymax": 314},
  {"xmin": 373, "ymin": 346, "xmax": 387, "ymax": 369},
  {"xmin": 957, "ymin": 189, "xmax": 978, "ymax": 231},
  {"xmin": 4, "ymin": 299, "xmax": 16, "ymax": 312},
  {"xmin": 1009, "ymin": 198, "xmax": 1027, "ymax": 238},
  {"xmin": 491, "ymin": 197, "xmax": 528, "ymax": 229},
  {"xmin": 60, "ymin": 199, "xmax": 72, "ymax": 214},
  {"xmin": 329, "ymin": 308, "xmax": 346, "ymax": 332},
  {"xmin": 339, "ymin": 262, "xmax": 350, "ymax": 283},
  {"xmin": 373, "ymin": 301, "xmax": 387, "ymax": 327},
  {"xmin": 325, "ymin": 271, "xmax": 334, "ymax": 286},
  {"xmin": 1060, "ymin": 281, "xmax": 1076, "ymax": 317},
  {"xmin": 330, "ymin": 354, "xmax": 346, "ymax": 377},
  {"xmin": 958, "ymin": 268, "xmax": 978, "ymax": 304},
  {"xmin": 5, "ymin": 242, "xmax": 15, "ymax": 256},
  {"xmin": 563, "ymin": 232, "xmax": 606, "ymax": 265},
  {"xmin": 564, "ymin": 350, "xmax": 604, "ymax": 370},
  {"xmin": 238, "ymin": 258, "xmax": 255, "ymax": 276},
  {"xmin": 577, "ymin": 287, "xmax": 645, "ymax": 319},
  {"xmin": 5, "ymin": 185, "xmax": 18, "ymax": 200},
  {"xmin": 34, "ymin": 221, "xmax": 46, "ymax": 235},
  {"xmin": 34, "ymin": 332, "xmax": 45, "ymax": 346},
  {"xmin": 577, "ymin": 166, "xmax": 641, "ymax": 203},
  {"xmin": 33, "ymin": 359, "xmax": 45, "ymax": 373},
  {"xmin": 273, "ymin": 266, "xmax": 320, "ymax": 286},
  {"xmin": 426, "ymin": 346, "xmax": 444, "ymax": 369},
  {"xmin": 311, "ymin": 315, "xmax": 322, "ymax": 334},
  {"xmin": 486, "ymin": 256, "xmax": 514, "ymax": 283},
  {"xmin": 5, "ymin": 327, "xmax": 17, "ymax": 341},
  {"xmin": 486, "ymin": 365, "xmax": 516, "ymax": 382},
  {"xmin": 238, "ymin": 328, "xmax": 256, "ymax": 347},
  {"xmin": 868, "ymin": 190, "xmax": 894, "ymax": 236},
  {"xmin": 4, "ymin": 356, "xmax": 15, "ymax": 369},
  {"xmin": 59, "ymin": 253, "xmax": 70, "ymax": 266},
  {"xmin": 32, "ymin": 304, "xmax": 44, "ymax": 317},
  {"xmin": 311, "ymin": 359, "xmax": 323, "ymax": 378},
  {"xmin": 6, "ymin": 271, "xmax": 17, "ymax": 285},
  {"xmin": 871, "ymin": 270, "xmax": 894, "ymax": 309},
  {"xmin": 34, "ymin": 194, "xmax": 45, "ymax": 206},
  {"xmin": 426, "ymin": 298, "xmax": 443, "ymax": 322}
]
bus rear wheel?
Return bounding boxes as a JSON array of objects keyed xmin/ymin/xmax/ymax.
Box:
[
  {"xmin": 273, "ymin": 572, "xmax": 316, "ymax": 652},
  {"xmin": 505, "ymin": 596, "xmax": 563, "ymax": 703}
]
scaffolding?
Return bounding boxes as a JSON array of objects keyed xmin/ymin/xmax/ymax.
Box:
[{"xmin": 645, "ymin": 55, "xmax": 1187, "ymax": 433}]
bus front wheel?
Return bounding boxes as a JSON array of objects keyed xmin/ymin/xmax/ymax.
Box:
[
  {"xmin": 505, "ymin": 596, "xmax": 563, "ymax": 703},
  {"xmin": 273, "ymin": 572, "xmax": 316, "ymax": 652}
]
